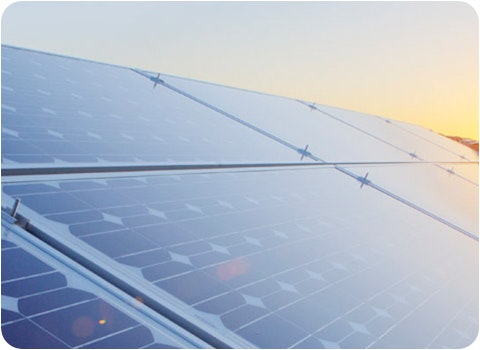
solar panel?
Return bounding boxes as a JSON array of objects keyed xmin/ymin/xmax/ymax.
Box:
[
  {"xmin": 156, "ymin": 73, "xmax": 476, "ymax": 166},
  {"xmin": 2, "ymin": 44, "xmax": 478, "ymax": 348},
  {"xmin": 3, "ymin": 167, "xmax": 477, "ymax": 348},
  {"xmin": 2, "ymin": 46, "xmax": 299, "ymax": 167},
  {"xmin": 301, "ymin": 102, "xmax": 477, "ymax": 163},
  {"xmin": 391, "ymin": 120, "xmax": 479, "ymax": 162},
  {"xmin": 342, "ymin": 163, "xmax": 478, "ymax": 235},
  {"xmin": 1, "ymin": 220, "xmax": 208, "ymax": 349}
]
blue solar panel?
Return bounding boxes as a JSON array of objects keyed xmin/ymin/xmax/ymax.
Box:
[
  {"xmin": 342, "ymin": 163, "xmax": 478, "ymax": 234},
  {"xmin": 2, "ymin": 270, "xmax": 66, "ymax": 298},
  {"xmin": 3, "ymin": 167, "xmax": 477, "ymax": 348},
  {"xmin": 2, "ymin": 44, "xmax": 478, "ymax": 349},
  {"xmin": 1, "ymin": 245, "xmax": 55, "ymax": 280},
  {"xmin": 1, "ymin": 232, "xmax": 207, "ymax": 349},
  {"xmin": 19, "ymin": 288, "xmax": 95, "ymax": 316},
  {"xmin": 159, "ymin": 73, "xmax": 472, "ymax": 164},
  {"xmin": 2, "ymin": 46, "xmax": 299, "ymax": 166},
  {"xmin": 2, "ymin": 318, "xmax": 68, "ymax": 348},
  {"xmin": 31, "ymin": 299, "xmax": 139, "ymax": 347}
]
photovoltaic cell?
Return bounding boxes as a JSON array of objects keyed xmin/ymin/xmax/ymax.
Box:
[
  {"xmin": 390, "ymin": 119, "xmax": 479, "ymax": 162},
  {"xmin": 2, "ymin": 44, "xmax": 478, "ymax": 349},
  {"xmin": 1, "ymin": 46, "xmax": 299, "ymax": 166},
  {"xmin": 31, "ymin": 299, "xmax": 139, "ymax": 347},
  {"xmin": 1, "ymin": 232, "xmax": 205, "ymax": 349},
  {"xmin": 3, "ymin": 167, "xmax": 477, "ymax": 348},
  {"xmin": 343, "ymin": 163, "xmax": 478, "ymax": 235},
  {"xmin": 303, "ymin": 102, "xmax": 476, "ymax": 163},
  {"xmin": 2, "ymin": 271, "xmax": 67, "ymax": 298},
  {"xmin": 159, "ymin": 73, "xmax": 471, "ymax": 163},
  {"xmin": 2, "ymin": 319, "xmax": 68, "ymax": 348}
]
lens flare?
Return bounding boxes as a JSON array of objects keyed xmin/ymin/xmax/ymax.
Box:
[
  {"xmin": 216, "ymin": 258, "xmax": 249, "ymax": 281},
  {"xmin": 71, "ymin": 316, "xmax": 94, "ymax": 338}
]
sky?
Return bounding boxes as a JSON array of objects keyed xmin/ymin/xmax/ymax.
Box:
[{"xmin": 1, "ymin": 1, "xmax": 478, "ymax": 140}]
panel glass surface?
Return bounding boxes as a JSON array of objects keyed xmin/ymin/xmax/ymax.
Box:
[
  {"xmin": 391, "ymin": 120, "xmax": 479, "ymax": 162},
  {"xmin": 1, "ymin": 46, "xmax": 298, "ymax": 166},
  {"xmin": 3, "ymin": 168, "xmax": 477, "ymax": 348},
  {"xmin": 1, "ymin": 228, "xmax": 203, "ymax": 349},
  {"xmin": 159, "ymin": 74, "xmax": 475, "ymax": 163},
  {"xmin": 445, "ymin": 163, "xmax": 479, "ymax": 185},
  {"xmin": 342, "ymin": 163, "xmax": 478, "ymax": 236},
  {"xmin": 304, "ymin": 103, "xmax": 476, "ymax": 163}
]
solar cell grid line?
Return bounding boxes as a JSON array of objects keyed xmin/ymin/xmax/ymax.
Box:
[
  {"xmin": 151, "ymin": 71, "xmax": 477, "ymax": 191},
  {"xmin": 0, "ymin": 171, "xmax": 401, "ymax": 240},
  {"xmin": 129, "ymin": 71, "xmax": 477, "ymax": 240},
  {"xmin": 1, "ymin": 44, "xmax": 131, "ymax": 72},
  {"xmin": 446, "ymin": 298, "xmax": 479, "ymax": 348},
  {"xmin": 331, "ymin": 108, "xmax": 479, "ymax": 186},
  {"xmin": 333, "ymin": 166, "xmax": 478, "ymax": 241},
  {"xmin": 1, "ymin": 187, "xmax": 256, "ymax": 348},
  {"xmin": 132, "ymin": 68, "xmax": 315, "ymax": 162},
  {"xmin": 296, "ymin": 100, "xmax": 411, "ymax": 157},
  {"xmin": 6, "ymin": 174, "xmax": 364, "ymax": 264},
  {"xmin": 4, "ymin": 212, "xmax": 257, "ymax": 348},
  {"xmin": 302, "ymin": 100, "xmax": 476, "ymax": 163},
  {"xmin": 2, "ymin": 168, "xmax": 476, "ymax": 348},
  {"xmin": 189, "ymin": 229, "xmax": 399, "ymax": 346},
  {"xmin": 2, "ymin": 45, "xmax": 301, "ymax": 166},
  {"xmin": 2, "ymin": 161, "xmax": 476, "ymax": 242},
  {"xmin": 378, "ymin": 115, "xmax": 477, "ymax": 162},
  {"xmin": 425, "ymin": 294, "xmax": 477, "ymax": 349},
  {"xmin": 296, "ymin": 281, "xmax": 421, "ymax": 348},
  {"xmin": 6, "ymin": 226, "xmax": 476, "ymax": 346},
  {"xmin": 2, "ymin": 162, "xmax": 477, "ymax": 242},
  {"xmin": 149, "ymin": 70, "xmax": 470, "ymax": 163},
  {"xmin": 2, "ymin": 46, "xmax": 478, "ymax": 348},
  {"xmin": 341, "ymin": 163, "xmax": 478, "ymax": 234},
  {"xmin": 3, "ymin": 217, "xmax": 364, "ymax": 348},
  {"xmin": 366, "ymin": 271, "xmax": 472, "ymax": 349},
  {"xmin": 298, "ymin": 100, "xmax": 478, "ymax": 187},
  {"xmin": 3, "ymin": 45, "xmax": 476, "ymax": 213},
  {"xmin": 153, "ymin": 217, "xmax": 374, "ymax": 290},
  {"xmin": 1, "ymin": 220, "xmax": 208, "ymax": 349}
]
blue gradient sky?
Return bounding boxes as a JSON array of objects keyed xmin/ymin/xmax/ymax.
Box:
[{"xmin": 1, "ymin": 1, "xmax": 478, "ymax": 139}]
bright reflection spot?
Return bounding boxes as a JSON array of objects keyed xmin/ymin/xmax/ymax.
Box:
[
  {"xmin": 98, "ymin": 319, "xmax": 106, "ymax": 325},
  {"xmin": 216, "ymin": 258, "xmax": 249, "ymax": 281},
  {"xmin": 71, "ymin": 316, "xmax": 95, "ymax": 338},
  {"xmin": 99, "ymin": 301, "xmax": 115, "ymax": 327}
]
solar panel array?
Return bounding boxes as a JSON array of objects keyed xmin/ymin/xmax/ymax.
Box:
[
  {"xmin": 1, "ymin": 217, "xmax": 208, "ymax": 348},
  {"xmin": 2, "ymin": 45, "xmax": 478, "ymax": 349}
]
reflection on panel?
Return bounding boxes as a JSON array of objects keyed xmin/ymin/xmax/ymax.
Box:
[
  {"xmin": 1, "ymin": 227, "xmax": 204, "ymax": 349},
  {"xmin": 2, "ymin": 44, "xmax": 478, "ymax": 349},
  {"xmin": 342, "ymin": 163, "xmax": 478, "ymax": 235},
  {"xmin": 305, "ymin": 103, "xmax": 476, "ymax": 163},
  {"xmin": 159, "ymin": 74, "xmax": 478, "ymax": 164},
  {"xmin": 443, "ymin": 163, "xmax": 479, "ymax": 185},
  {"xmin": 3, "ymin": 168, "xmax": 477, "ymax": 348},
  {"xmin": 391, "ymin": 120, "xmax": 479, "ymax": 162},
  {"xmin": 1, "ymin": 46, "xmax": 298, "ymax": 166}
]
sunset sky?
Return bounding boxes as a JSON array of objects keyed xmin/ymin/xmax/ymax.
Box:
[{"xmin": 1, "ymin": 1, "xmax": 478, "ymax": 140}]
